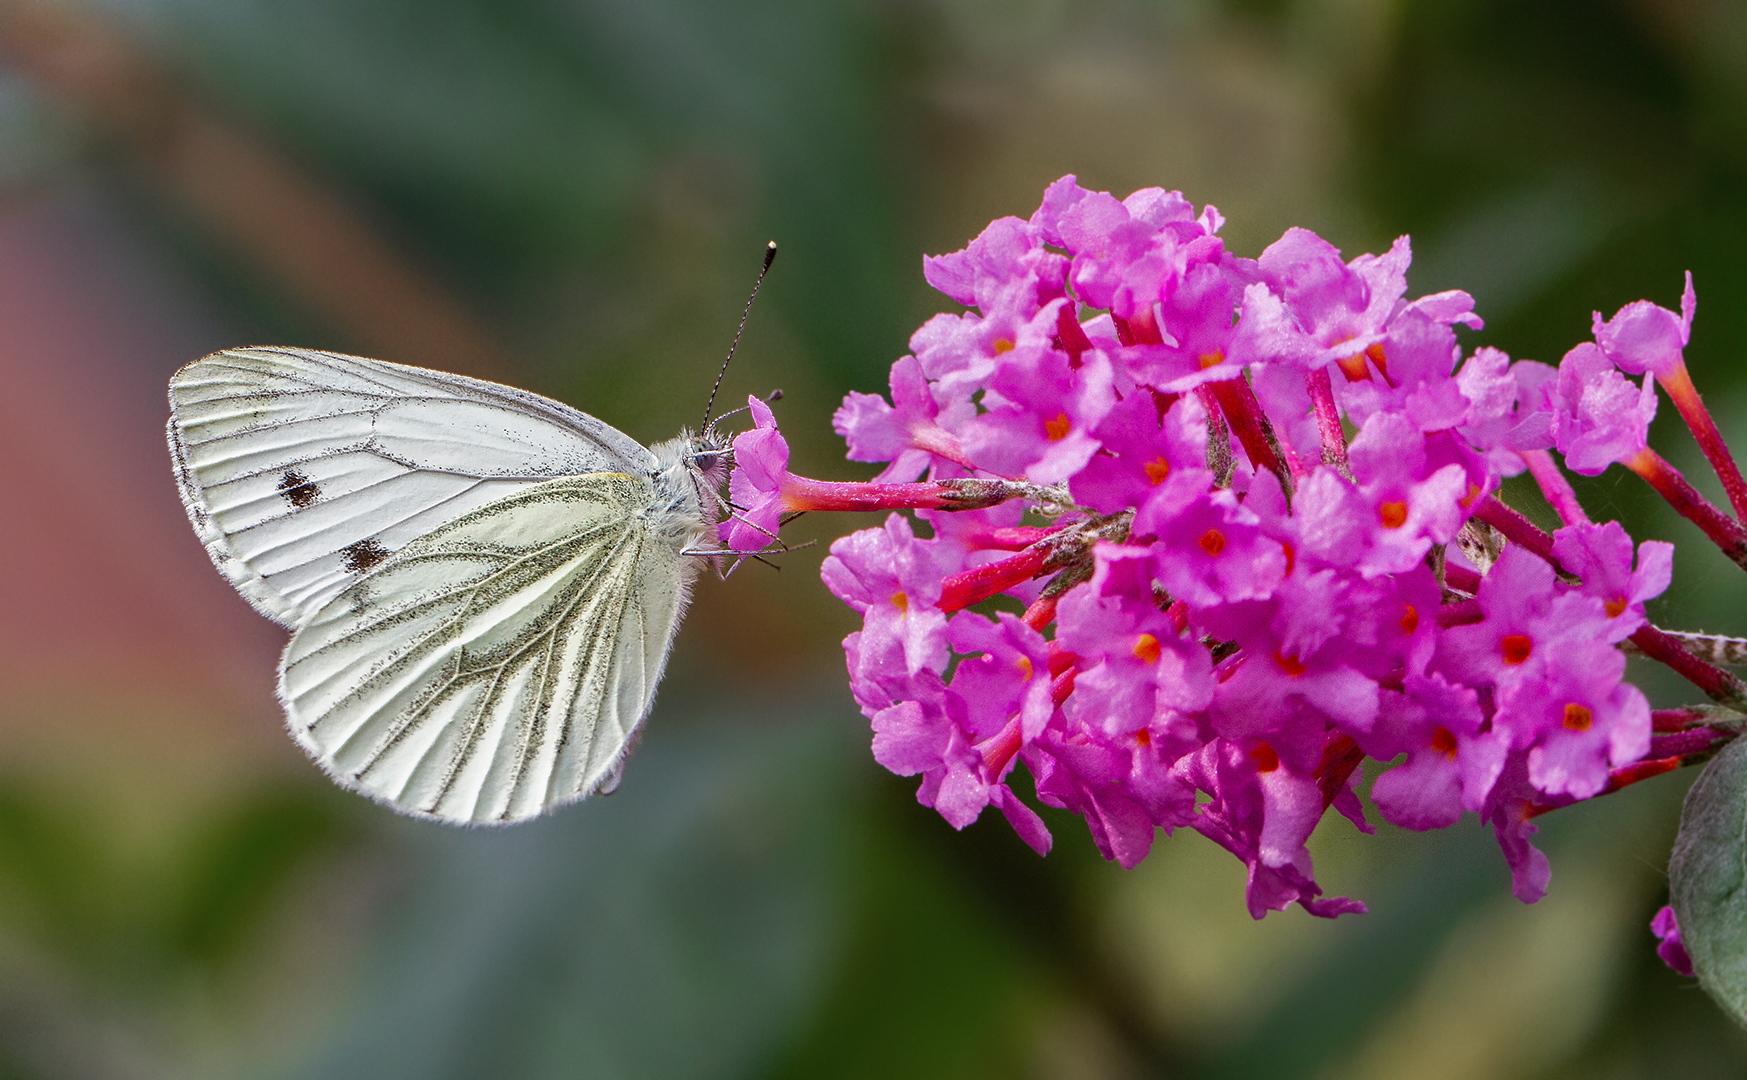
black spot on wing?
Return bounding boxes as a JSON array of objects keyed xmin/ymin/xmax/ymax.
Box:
[
  {"xmin": 342, "ymin": 539, "xmax": 389, "ymax": 572},
  {"xmin": 278, "ymin": 469, "xmax": 320, "ymax": 508}
]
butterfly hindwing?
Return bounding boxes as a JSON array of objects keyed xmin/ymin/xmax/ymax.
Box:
[
  {"xmin": 279, "ymin": 473, "xmax": 696, "ymax": 824},
  {"xmin": 167, "ymin": 347, "xmax": 659, "ymax": 627}
]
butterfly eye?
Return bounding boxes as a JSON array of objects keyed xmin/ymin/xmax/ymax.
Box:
[{"xmin": 690, "ymin": 450, "xmax": 723, "ymax": 473}]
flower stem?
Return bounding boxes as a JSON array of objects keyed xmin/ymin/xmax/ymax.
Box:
[
  {"xmin": 1022, "ymin": 593, "xmax": 1059, "ymax": 631},
  {"xmin": 909, "ymin": 425, "xmax": 978, "ymax": 471},
  {"xmin": 1649, "ymin": 726, "xmax": 1729, "ymax": 758},
  {"xmin": 1444, "ymin": 563, "xmax": 1483, "ymax": 595},
  {"xmin": 1314, "ymin": 732, "xmax": 1365, "ymax": 810},
  {"xmin": 1051, "ymin": 668, "xmax": 1077, "ymax": 708},
  {"xmin": 964, "ymin": 525, "xmax": 1067, "ymax": 552},
  {"xmin": 778, "ymin": 475, "xmax": 959, "ymax": 511},
  {"xmin": 1198, "ymin": 385, "xmax": 1236, "ymax": 487},
  {"xmin": 1306, "ymin": 367, "xmax": 1352, "ymax": 478},
  {"xmin": 1206, "ymin": 376, "xmax": 1294, "ymax": 490},
  {"xmin": 1627, "ymin": 629, "xmax": 1747, "ymax": 668},
  {"xmin": 938, "ymin": 546, "xmax": 1052, "ymax": 613},
  {"xmin": 1629, "ymin": 624, "xmax": 1747, "ymax": 712},
  {"xmin": 1658, "ymin": 360, "xmax": 1747, "ymax": 523},
  {"xmin": 1653, "ymin": 708, "xmax": 1708, "ymax": 732},
  {"xmin": 977, "ymin": 716, "xmax": 1023, "ymax": 782},
  {"xmin": 1521, "ymin": 450, "xmax": 1590, "ymax": 526},
  {"xmin": 1056, "ymin": 301, "xmax": 1094, "ymax": 367},
  {"xmin": 1525, "ymin": 756, "xmax": 1684, "ymax": 818},
  {"xmin": 1436, "ymin": 598, "xmax": 1483, "ymax": 627},
  {"xmin": 1472, "ymin": 496, "xmax": 1559, "ymax": 565},
  {"xmin": 1621, "ymin": 447, "xmax": 1747, "ymax": 572},
  {"xmin": 777, "ymin": 475, "xmax": 1053, "ymax": 514}
]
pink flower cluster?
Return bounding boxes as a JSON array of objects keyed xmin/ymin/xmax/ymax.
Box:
[{"xmin": 725, "ymin": 176, "xmax": 1743, "ymax": 920}]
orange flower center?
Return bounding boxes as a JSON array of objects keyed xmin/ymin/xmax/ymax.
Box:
[
  {"xmin": 1144, "ymin": 456, "xmax": 1172, "ymax": 485},
  {"xmin": 1198, "ymin": 350, "xmax": 1225, "ymax": 370},
  {"xmin": 1430, "ymin": 726, "xmax": 1458, "ymax": 759},
  {"xmin": 1399, "ymin": 603, "xmax": 1420, "ymax": 635},
  {"xmin": 1133, "ymin": 634, "xmax": 1162, "ymax": 664},
  {"xmin": 993, "ymin": 337, "xmax": 1015, "ymax": 354},
  {"xmin": 1044, "ymin": 412, "xmax": 1072, "ymax": 441},
  {"xmin": 1562, "ymin": 703, "xmax": 1593, "ymax": 731},
  {"xmin": 1199, "ymin": 528, "xmax": 1227, "ymax": 556},
  {"xmin": 1605, "ymin": 596, "xmax": 1628, "ymax": 618},
  {"xmin": 1251, "ymin": 742, "xmax": 1280, "ymax": 772},
  {"xmin": 1367, "ymin": 341, "xmax": 1388, "ymax": 376},
  {"xmin": 1274, "ymin": 650, "xmax": 1307, "ymax": 677},
  {"xmin": 1500, "ymin": 634, "xmax": 1532, "ymax": 665},
  {"xmin": 1379, "ymin": 500, "xmax": 1408, "ymax": 529},
  {"xmin": 891, "ymin": 592, "xmax": 908, "ymax": 613},
  {"xmin": 1016, "ymin": 655, "xmax": 1033, "ymax": 679}
]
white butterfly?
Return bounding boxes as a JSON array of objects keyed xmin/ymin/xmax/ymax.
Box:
[{"xmin": 167, "ymin": 346, "xmax": 734, "ymax": 825}]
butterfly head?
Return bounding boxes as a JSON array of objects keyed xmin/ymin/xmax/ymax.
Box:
[{"xmin": 684, "ymin": 428, "xmax": 733, "ymax": 487}]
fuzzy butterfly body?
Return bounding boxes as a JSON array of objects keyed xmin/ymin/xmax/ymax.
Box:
[{"xmin": 168, "ymin": 347, "xmax": 728, "ymax": 824}]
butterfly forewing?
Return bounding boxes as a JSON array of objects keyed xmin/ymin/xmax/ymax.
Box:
[
  {"xmin": 167, "ymin": 347, "xmax": 660, "ymax": 626},
  {"xmin": 280, "ymin": 474, "xmax": 695, "ymax": 824}
]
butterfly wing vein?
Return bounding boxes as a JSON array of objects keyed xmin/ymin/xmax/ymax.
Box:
[{"xmin": 279, "ymin": 475, "xmax": 690, "ymax": 824}]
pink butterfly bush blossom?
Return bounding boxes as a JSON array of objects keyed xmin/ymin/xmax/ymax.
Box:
[{"xmin": 722, "ymin": 176, "xmax": 1747, "ymax": 959}]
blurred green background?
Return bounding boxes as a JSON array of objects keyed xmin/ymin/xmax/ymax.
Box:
[{"xmin": 1, "ymin": 0, "xmax": 1745, "ymax": 1076}]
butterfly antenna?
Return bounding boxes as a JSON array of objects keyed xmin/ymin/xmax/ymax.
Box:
[
  {"xmin": 705, "ymin": 388, "xmax": 784, "ymax": 438},
  {"xmin": 702, "ymin": 241, "xmax": 778, "ymax": 433}
]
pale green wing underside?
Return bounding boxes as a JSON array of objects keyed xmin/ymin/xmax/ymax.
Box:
[{"xmin": 279, "ymin": 473, "xmax": 694, "ymax": 824}]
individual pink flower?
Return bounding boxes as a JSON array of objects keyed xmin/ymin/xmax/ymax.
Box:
[
  {"xmin": 821, "ymin": 514, "xmax": 960, "ymax": 713},
  {"xmin": 1481, "ymin": 754, "xmax": 1554, "ymax": 903},
  {"xmin": 1055, "ymin": 546, "xmax": 1216, "ymax": 738},
  {"xmin": 1550, "ymin": 343, "xmax": 1657, "ymax": 476},
  {"xmin": 1134, "ymin": 480, "xmax": 1288, "ymax": 608},
  {"xmin": 1259, "ymin": 229, "xmax": 1479, "ymax": 381},
  {"xmin": 1344, "ymin": 412, "xmax": 1471, "ymax": 577},
  {"xmin": 1651, "ymin": 905, "xmax": 1695, "ymax": 977},
  {"xmin": 1366, "ymin": 673, "xmax": 1506, "ymax": 830},
  {"xmin": 1177, "ymin": 738, "xmax": 1367, "ymax": 919},
  {"xmin": 1048, "ymin": 183, "xmax": 1221, "ymax": 319},
  {"xmin": 1591, "ymin": 272, "xmax": 1695, "ymax": 378},
  {"xmin": 1069, "ymin": 391, "xmax": 1210, "ymax": 515},
  {"xmin": 834, "ymin": 355, "xmax": 975, "ymax": 482},
  {"xmin": 725, "ymin": 394, "xmax": 795, "ymax": 552},
  {"xmin": 1456, "ymin": 350, "xmax": 1556, "ymax": 472},
  {"xmin": 925, "ymin": 215, "xmax": 1068, "ymax": 319},
  {"xmin": 945, "ymin": 610, "xmax": 1054, "ymax": 744},
  {"xmin": 1123, "ymin": 264, "xmax": 1310, "ymax": 395},
  {"xmin": 1435, "ymin": 546, "xmax": 1613, "ymax": 693},
  {"xmin": 959, "ymin": 306, "xmax": 1118, "ymax": 483},
  {"xmin": 1203, "ymin": 613, "xmax": 1380, "ymax": 753},
  {"xmin": 1336, "ymin": 308, "xmax": 1470, "ymax": 432},
  {"xmin": 1494, "ymin": 640, "xmax": 1650, "ymax": 800},
  {"xmin": 1549, "ymin": 521, "xmax": 1673, "ymax": 643}
]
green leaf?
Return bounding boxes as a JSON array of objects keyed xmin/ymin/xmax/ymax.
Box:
[{"xmin": 1670, "ymin": 737, "xmax": 1747, "ymax": 1023}]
